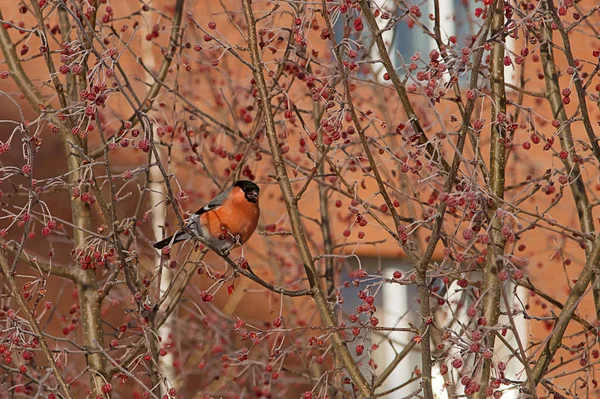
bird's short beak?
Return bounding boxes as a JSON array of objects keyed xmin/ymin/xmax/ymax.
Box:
[{"xmin": 249, "ymin": 191, "xmax": 259, "ymax": 201}]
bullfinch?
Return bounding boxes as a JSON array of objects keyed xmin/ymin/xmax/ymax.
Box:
[{"xmin": 153, "ymin": 180, "xmax": 260, "ymax": 254}]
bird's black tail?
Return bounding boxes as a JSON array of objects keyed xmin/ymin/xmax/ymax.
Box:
[
  {"xmin": 153, "ymin": 231, "xmax": 189, "ymax": 249},
  {"xmin": 153, "ymin": 235, "xmax": 173, "ymax": 249}
]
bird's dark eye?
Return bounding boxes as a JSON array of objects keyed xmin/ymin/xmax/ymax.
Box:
[{"xmin": 245, "ymin": 190, "xmax": 259, "ymax": 202}]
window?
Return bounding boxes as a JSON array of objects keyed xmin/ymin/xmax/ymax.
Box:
[
  {"xmin": 340, "ymin": 258, "xmax": 420, "ymax": 397},
  {"xmin": 334, "ymin": 0, "xmax": 516, "ymax": 85},
  {"xmin": 435, "ymin": 278, "xmax": 529, "ymax": 399},
  {"xmin": 389, "ymin": 0, "xmax": 480, "ymax": 82},
  {"xmin": 340, "ymin": 257, "xmax": 528, "ymax": 398}
]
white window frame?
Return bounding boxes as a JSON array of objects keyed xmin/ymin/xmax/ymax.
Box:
[
  {"xmin": 369, "ymin": 0, "xmax": 396, "ymax": 81},
  {"xmin": 376, "ymin": 267, "xmax": 421, "ymax": 397}
]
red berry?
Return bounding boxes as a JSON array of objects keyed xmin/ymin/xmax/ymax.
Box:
[
  {"xmin": 356, "ymin": 269, "xmax": 368, "ymax": 279},
  {"xmin": 355, "ymin": 344, "xmax": 364, "ymax": 355},
  {"xmin": 410, "ymin": 5, "xmax": 421, "ymax": 17}
]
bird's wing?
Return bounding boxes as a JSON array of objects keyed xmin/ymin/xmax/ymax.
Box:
[{"xmin": 194, "ymin": 188, "xmax": 230, "ymax": 215}]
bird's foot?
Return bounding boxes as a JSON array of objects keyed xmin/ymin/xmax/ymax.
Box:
[
  {"xmin": 234, "ymin": 234, "xmax": 242, "ymax": 244},
  {"xmin": 226, "ymin": 233, "xmax": 242, "ymax": 246},
  {"xmin": 220, "ymin": 248, "xmax": 231, "ymax": 257}
]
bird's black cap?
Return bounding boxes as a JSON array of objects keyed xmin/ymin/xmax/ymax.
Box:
[{"xmin": 234, "ymin": 180, "xmax": 259, "ymax": 193}]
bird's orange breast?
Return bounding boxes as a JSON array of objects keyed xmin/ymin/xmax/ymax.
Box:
[{"xmin": 199, "ymin": 190, "xmax": 259, "ymax": 245}]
